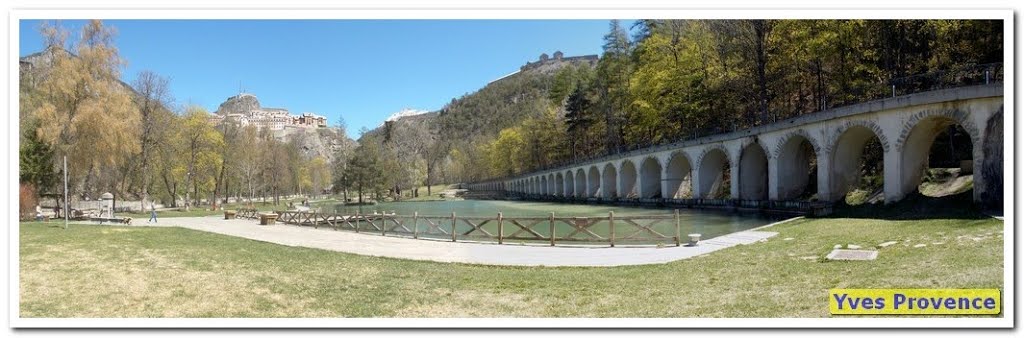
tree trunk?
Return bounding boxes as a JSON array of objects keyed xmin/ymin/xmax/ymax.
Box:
[
  {"xmin": 111, "ymin": 187, "xmax": 117, "ymax": 216},
  {"xmin": 162, "ymin": 173, "xmax": 177, "ymax": 208},
  {"xmin": 357, "ymin": 184, "xmax": 363, "ymax": 205},
  {"xmin": 214, "ymin": 161, "xmax": 227, "ymax": 210},
  {"xmin": 426, "ymin": 170, "xmax": 432, "ymax": 196},
  {"xmin": 273, "ymin": 185, "xmax": 279, "ymax": 205},
  {"xmin": 192, "ymin": 181, "xmax": 199, "ymax": 207}
]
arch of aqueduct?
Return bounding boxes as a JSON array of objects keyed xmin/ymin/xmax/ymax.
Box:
[{"xmin": 468, "ymin": 84, "xmax": 1004, "ymax": 208}]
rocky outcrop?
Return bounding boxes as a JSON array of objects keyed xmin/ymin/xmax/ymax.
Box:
[
  {"xmin": 215, "ymin": 93, "xmax": 261, "ymax": 115},
  {"xmin": 289, "ymin": 127, "xmax": 356, "ymax": 163}
]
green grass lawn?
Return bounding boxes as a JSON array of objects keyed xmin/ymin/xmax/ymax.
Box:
[{"xmin": 19, "ymin": 212, "xmax": 1003, "ymax": 318}]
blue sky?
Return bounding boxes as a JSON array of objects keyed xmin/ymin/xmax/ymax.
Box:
[{"xmin": 19, "ymin": 19, "xmax": 632, "ymax": 134}]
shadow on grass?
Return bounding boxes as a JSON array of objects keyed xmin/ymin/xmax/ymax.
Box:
[{"xmin": 822, "ymin": 189, "xmax": 989, "ymax": 220}]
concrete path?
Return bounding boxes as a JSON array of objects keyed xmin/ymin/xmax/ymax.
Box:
[{"xmin": 94, "ymin": 216, "xmax": 781, "ymax": 267}]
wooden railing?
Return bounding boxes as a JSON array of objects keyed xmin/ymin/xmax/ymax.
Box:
[
  {"xmin": 236, "ymin": 208, "xmax": 261, "ymax": 219},
  {"xmin": 235, "ymin": 208, "xmax": 683, "ymax": 247}
]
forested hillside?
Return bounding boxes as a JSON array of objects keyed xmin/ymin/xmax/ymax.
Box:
[{"xmin": 344, "ymin": 56, "xmax": 595, "ymax": 198}]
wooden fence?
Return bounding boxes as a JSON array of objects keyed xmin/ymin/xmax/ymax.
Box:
[{"xmin": 235, "ymin": 208, "xmax": 683, "ymax": 247}]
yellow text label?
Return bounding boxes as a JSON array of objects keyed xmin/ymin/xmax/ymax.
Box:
[{"xmin": 829, "ymin": 289, "xmax": 1001, "ymax": 315}]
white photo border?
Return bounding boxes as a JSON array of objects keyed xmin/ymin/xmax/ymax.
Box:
[{"xmin": 7, "ymin": 7, "xmax": 1015, "ymax": 329}]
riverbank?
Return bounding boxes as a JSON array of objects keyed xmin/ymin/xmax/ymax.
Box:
[{"xmin": 19, "ymin": 212, "xmax": 1002, "ymax": 317}]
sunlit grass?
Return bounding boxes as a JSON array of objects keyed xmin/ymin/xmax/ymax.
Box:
[{"xmin": 19, "ymin": 214, "xmax": 1002, "ymax": 318}]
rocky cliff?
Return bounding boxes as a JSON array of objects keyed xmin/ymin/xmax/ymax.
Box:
[
  {"xmin": 289, "ymin": 127, "xmax": 357, "ymax": 164},
  {"xmin": 215, "ymin": 93, "xmax": 261, "ymax": 115}
]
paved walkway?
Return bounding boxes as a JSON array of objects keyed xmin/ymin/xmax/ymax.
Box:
[{"xmin": 93, "ymin": 216, "xmax": 782, "ymax": 267}]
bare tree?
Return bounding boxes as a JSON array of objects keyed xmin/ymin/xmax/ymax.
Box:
[{"xmin": 131, "ymin": 70, "xmax": 173, "ymax": 210}]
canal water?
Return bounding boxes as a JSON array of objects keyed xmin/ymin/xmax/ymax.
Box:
[{"xmin": 331, "ymin": 200, "xmax": 779, "ymax": 242}]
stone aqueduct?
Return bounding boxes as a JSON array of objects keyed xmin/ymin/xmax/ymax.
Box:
[{"xmin": 468, "ymin": 84, "xmax": 1004, "ymax": 207}]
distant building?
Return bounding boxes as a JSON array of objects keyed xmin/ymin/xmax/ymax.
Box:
[
  {"xmin": 294, "ymin": 112, "xmax": 328, "ymax": 127},
  {"xmin": 488, "ymin": 51, "xmax": 599, "ymax": 84},
  {"xmin": 519, "ymin": 51, "xmax": 598, "ymax": 72}
]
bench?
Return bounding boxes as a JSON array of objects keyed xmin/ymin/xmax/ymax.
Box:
[
  {"xmin": 224, "ymin": 210, "xmax": 237, "ymax": 220},
  {"xmin": 259, "ymin": 213, "xmax": 279, "ymax": 225},
  {"xmin": 70, "ymin": 209, "xmax": 91, "ymax": 221}
]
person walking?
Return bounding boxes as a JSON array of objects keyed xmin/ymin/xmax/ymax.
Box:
[{"xmin": 148, "ymin": 203, "xmax": 158, "ymax": 224}]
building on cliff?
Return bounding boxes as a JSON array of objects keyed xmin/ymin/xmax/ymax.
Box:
[{"xmin": 208, "ymin": 93, "xmax": 329, "ymax": 140}]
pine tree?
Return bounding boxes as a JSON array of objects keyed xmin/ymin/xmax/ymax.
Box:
[
  {"xmin": 564, "ymin": 86, "xmax": 592, "ymax": 161},
  {"xmin": 19, "ymin": 119, "xmax": 58, "ymax": 194}
]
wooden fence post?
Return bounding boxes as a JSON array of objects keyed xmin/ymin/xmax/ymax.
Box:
[
  {"xmin": 355, "ymin": 210, "xmax": 360, "ymax": 233},
  {"xmin": 413, "ymin": 212, "xmax": 419, "ymax": 239},
  {"xmin": 609, "ymin": 211, "xmax": 615, "ymax": 247},
  {"xmin": 674, "ymin": 209, "xmax": 681, "ymax": 247},
  {"xmin": 549, "ymin": 212, "xmax": 556, "ymax": 246},
  {"xmin": 382, "ymin": 213, "xmax": 388, "ymax": 236},
  {"xmin": 451, "ymin": 211, "xmax": 457, "ymax": 242},
  {"xmin": 497, "ymin": 212, "xmax": 504, "ymax": 245}
]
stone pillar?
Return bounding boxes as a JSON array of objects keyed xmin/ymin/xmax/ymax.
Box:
[
  {"xmin": 767, "ymin": 156, "xmax": 780, "ymax": 200},
  {"xmin": 972, "ymin": 137, "xmax": 985, "ymax": 203},
  {"xmin": 615, "ymin": 172, "xmax": 622, "ymax": 199},
  {"xmin": 883, "ymin": 147, "xmax": 904, "ymax": 204},
  {"xmin": 729, "ymin": 158, "xmax": 740, "ymax": 200},
  {"xmin": 816, "ymin": 149, "xmax": 833, "ymax": 202},
  {"xmin": 550, "ymin": 176, "xmax": 557, "ymax": 196},
  {"xmin": 584, "ymin": 176, "xmax": 591, "ymax": 197}
]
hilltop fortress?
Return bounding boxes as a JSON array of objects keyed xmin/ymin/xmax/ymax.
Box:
[
  {"xmin": 209, "ymin": 93, "xmax": 329, "ymax": 139},
  {"xmin": 520, "ymin": 51, "xmax": 599, "ymax": 72},
  {"xmin": 490, "ymin": 51, "xmax": 599, "ymax": 84}
]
